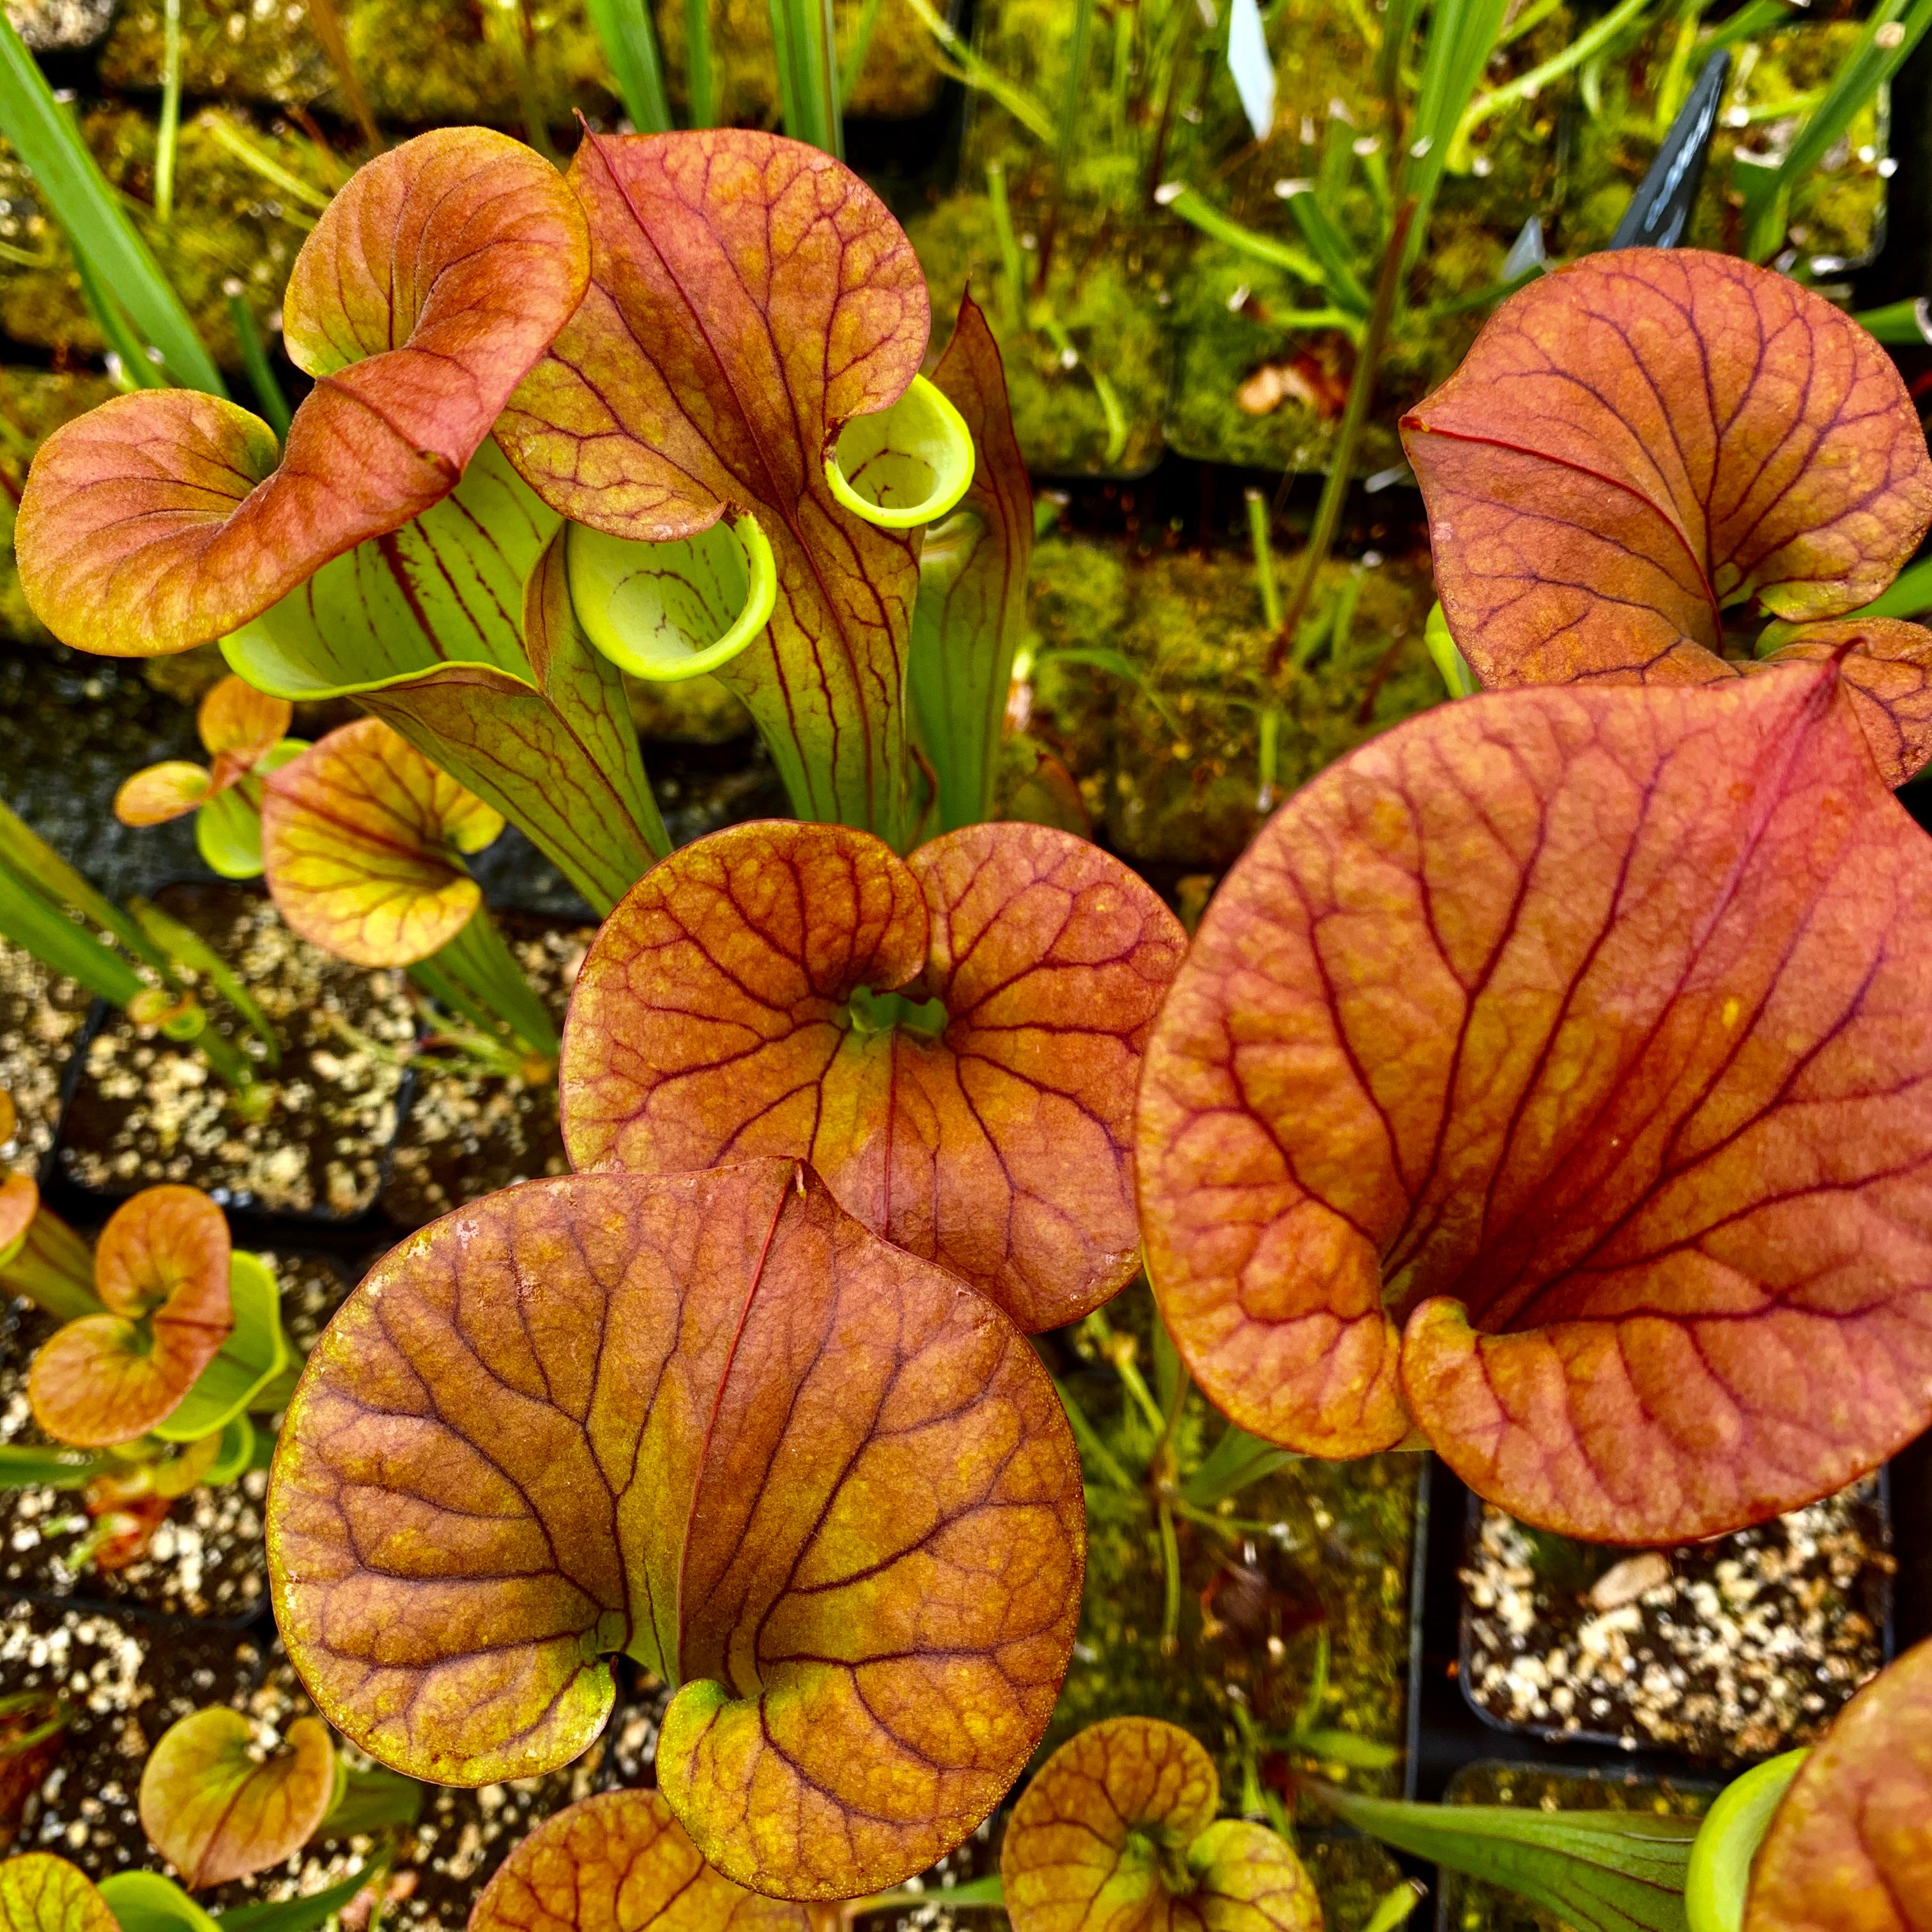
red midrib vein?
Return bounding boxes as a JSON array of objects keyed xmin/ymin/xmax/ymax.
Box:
[{"xmin": 668, "ymin": 1163, "xmax": 797, "ymax": 1697}]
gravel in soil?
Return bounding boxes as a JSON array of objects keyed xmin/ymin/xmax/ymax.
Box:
[
  {"xmin": 188, "ymin": 1648, "xmax": 659, "ymax": 1931},
  {"xmin": 4, "ymin": 1598, "xmax": 666, "ymax": 1924},
  {"xmin": 379, "ymin": 917, "xmax": 593, "ymax": 1230},
  {"xmin": 1, "ymin": 940, "xmax": 89, "ymax": 1178},
  {"xmin": 0, "ymin": 645, "xmax": 203, "ymax": 898},
  {"xmin": 0, "ymin": 1252, "xmax": 351, "ymax": 1620},
  {"xmin": 59, "ymin": 885, "xmax": 415, "ymax": 1220},
  {"xmin": 2, "ymin": 1598, "xmax": 267, "ymax": 1875},
  {"xmin": 1462, "ymin": 1478, "xmax": 1891, "ymax": 1762},
  {"xmin": 1433, "ymin": 1762, "xmax": 1712, "ymax": 1932}
]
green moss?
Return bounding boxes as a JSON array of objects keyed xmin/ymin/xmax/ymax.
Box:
[
  {"xmin": 0, "ymin": 105, "xmax": 337, "ymax": 366},
  {"xmin": 1043, "ymin": 1284, "xmax": 1420, "ymax": 1814},
  {"xmin": 624, "ymin": 670, "xmax": 752, "ymax": 744},
  {"xmin": 103, "ymin": 0, "xmax": 618, "ymax": 133},
  {"xmin": 1020, "ymin": 539, "xmax": 1438, "ymax": 869},
  {"xmin": 1508, "ymin": 16, "xmax": 1886, "ymax": 263},
  {"xmin": 100, "ymin": 0, "xmax": 335, "ymax": 111},
  {"xmin": 912, "ymin": 192, "xmax": 1172, "ymax": 477},
  {"xmin": 0, "ymin": 370, "xmax": 117, "ymax": 647},
  {"xmin": 1162, "ymin": 248, "xmax": 1497, "ymax": 475},
  {"xmin": 648, "ymin": 0, "xmax": 940, "ymax": 123}
]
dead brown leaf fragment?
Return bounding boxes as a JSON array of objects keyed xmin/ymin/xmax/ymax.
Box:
[
  {"xmin": 1000, "ymin": 1719, "xmax": 1320, "ymax": 1932},
  {"xmin": 267, "ymin": 1161, "xmax": 1084, "ymax": 1899}
]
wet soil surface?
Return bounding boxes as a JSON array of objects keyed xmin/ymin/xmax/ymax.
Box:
[
  {"xmin": 59, "ymin": 885, "xmax": 414, "ymax": 1220},
  {"xmin": 379, "ymin": 914, "xmax": 594, "ymax": 1230},
  {"xmin": 0, "ymin": 941, "xmax": 89, "ymax": 1180},
  {"xmin": 3, "ymin": 1595, "xmax": 670, "ymax": 1925},
  {"xmin": 0, "ymin": 1252, "xmax": 350, "ymax": 1620},
  {"xmin": 0, "ymin": 647, "xmax": 203, "ymax": 905},
  {"xmin": 1461, "ymin": 1477, "xmax": 1891, "ymax": 1762}
]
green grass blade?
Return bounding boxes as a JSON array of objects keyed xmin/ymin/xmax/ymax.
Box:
[
  {"xmin": 1455, "ymin": 0, "xmax": 1651, "ymax": 153},
  {"xmin": 215, "ymin": 1871, "xmax": 378, "ymax": 1932},
  {"xmin": 1401, "ymin": 0, "xmax": 1515, "ymax": 278},
  {"xmin": 585, "ymin": 0, "xmax": 675, "ymax": 131},
  {"xmin": 155, "ymin": 0, "xmax": 181, "ymax": 224},
  {"xmin": 226, "ymin": 293, "xmax": 291, "ymax": 439},
  {"xmin": 0, "ymin": 12, "xmax": 225, "ymax": 395},
  {"xmin": 72, "ymin": 246, "xmax": 169, "ymax": 388},
  {"xmin": 1703, "ymin": 0, "xmax": 1796, "ymax": 51},
  {"xmin": 685, "ymin": 0, "xmax": 717, "ymax": 124},
  {"xmin": 201, "ymin": 116, "xmax": 332, "ymax": 212},
  {"xmin": 0, "ymin": 1443, "xmax": 109, "ymax": 1489},
  {"xmin": 839, "ymin": 0, "xmax": 885, "ymax": 104},
  {"xmin": 1310, "ymin": 1786, "xmax": 1698, "ymax": 1932},
  {"xmin": 1181, "ymin": 1420, "xmax": 1295, "ymax": 1505},
  {"xmin": 427, "ymin": 904, "xmax": 559, "ymax": 1059},
  {"xmin": 0, "ymin": 868, "xmax": 146, "ymax": 1006},
  {"xmin": 130, "ymin": 894, "xmax": 280, "ymax": 1066},
  {"xmin": 768, "ymin": 0, "xmax": 842, "ymax": 155},
  {"xmin": 0, "ymin": 796, "xmax": 169, "ymax": 970},
  {"xmin": 1282, "ymin": 188, "xmax": 1372, "ymax": 312},
  {"xmin": 1154, "ymin": 185, "xmax": 1331, "ymax": 290},
  {"xmin": 904, "ymin": 0, "xmax": 1055, "ymax": 142},
  {"xmin": 1054, "ymin": 0, "xmax": 1095, "ymax": 180},
  {"xmin": 1744, "ymin": 0, "xmax": 1932, "ymax": 260}
]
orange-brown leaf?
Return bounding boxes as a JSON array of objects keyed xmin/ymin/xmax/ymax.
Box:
[
  {"xmin": 28, "ymin": 1186, "xmax": 231, "ymax": 1447},
  {"xmin": 1135, "ymin": 662, "xmax": 1932, "ymax": 1544},
  {"xmin": 15, "ymin": 129, "xmax": 588, "ymax": 657},
  {"xmin": 139, "ymin": 1708, "xmax": 335, "ymax": 1889},
  {"xmin": 497, "ymin": 130, "xmax": 931, "ymax": 836},
  {"xmin": 114, "ymin": 762, "xmax": 213, "ymax": 827},
  {"xmin": 266, "ymin": 1162, "xmax": 1084, "ymax": 1897},
  {"xmin": 1758, "ymin": 618, "xmax": 1932, "ymax": 787},
  {"xmin": 471, "ymin": 1790, "xmax": 811, "ymax": 1932},
  {"xmin": 0, "ymin": 1856, "xmax": 118, "ymax": 1932},
  {"xmin": 1744, "ymin": 1637, "xmax": 1932, "ymax": 1931},
  {"xmin": 260, "ymin": 717, "xmax": 502, "ymax": 966},
  {"xmin": 1402, "ymin": 250, "xmax": 1932, "ymax": 689},
  {"xmin": 559, "ymin": 818, "xmax": 1186, "ymax": 1331},
  {"xmin": 1001, "ymin": 1719, "xmax": 1319, "ymax": 1932},
  {"xmin": 198, "ymin": 676, "xmax": 293, "ymax": 790},
  {"xmin": 0, "ymin": 1173, "xmax": 35, "ymax": 1259}
]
